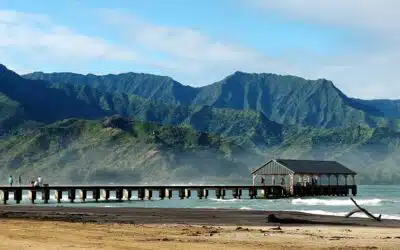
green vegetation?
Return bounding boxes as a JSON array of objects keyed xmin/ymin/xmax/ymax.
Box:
[
  {"xmin": 0, "ymin": 117, "xmax": 249, "ymax": 184},
  {"xmin": 1, "ymin": 64, "xmax": 400, "ymax": 184}
]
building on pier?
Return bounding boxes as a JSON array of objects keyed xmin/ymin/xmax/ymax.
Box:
[{"xmin": 251, "ymin": 159, "xmax": 357, "ymax": 196}]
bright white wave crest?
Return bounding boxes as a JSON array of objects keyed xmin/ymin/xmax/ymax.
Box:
[
  {"xmin": 209, "ymin": 198, "xmax": 241, "ymax": 202},
  {"xmin": 240, "ymin": 207, "xmax": 253, "ymax": 210},
  {"xmin": 291, "ymin": 198, "xmax": 382, "ymax": 206},
  {"xmin": 291, "ymin": 210, "xmax": 400, "ymax": 220}
]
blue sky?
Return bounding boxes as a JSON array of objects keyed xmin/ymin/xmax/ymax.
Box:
[{"xmin": 1, "ymin": 0, "xmax": 399, "ymax": 99}]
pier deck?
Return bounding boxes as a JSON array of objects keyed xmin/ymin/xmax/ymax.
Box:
[{"xmin": 0, "ymin": 184, "xmax": 357, "ymax": 204}]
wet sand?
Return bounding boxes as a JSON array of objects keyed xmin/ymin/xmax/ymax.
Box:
[
  {"xmin": 0, "ymin": 206, "xmax": 400, "ymax": 249},
  {"xmin": 1, "ymin": 206, "xmax": 400, "ymax": 227}
]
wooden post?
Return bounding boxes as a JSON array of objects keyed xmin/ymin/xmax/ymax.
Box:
[
  {"xmin": 42, "ymin": 188, "xmax": 50, "ymax": 203},
  {"xmin": 28, "ymin": 190, "xmax": 36, "ymax": 204},
  {"xmin": 232, "ymin": 188, "xmax": 239, "ymax": 199},
  {"xmin": 159, "ymin": 188, "xmax": 166, "ymax": 200},
  {"xmin": 68, "ymin": 189, "xmax": 75, "ymax": 203},
  {"xmin": 101, "ymin": 189, "xmax": 110, "ymax": 201},
  {"xmin": 185, "ymin": 189, "xmax": 191, "ymax": 199},
  {"xmin": 123, "ymin": 189, "xmax": 132, "ymax": 200},
  {"xmin": 116, "ymin": 189, "xmax": 123, "ymax": 201},
  {"xmin": 165, "ymin": 189, "xmax": 172, "ymax": 199},
  {"xmin": 178, "ymin": 188, "xmax": 185, "ymax": 199},
  {"xmin": 14, "ymin": 188, "xmax": 22, "ymax": 204},
  {"xmin": 198, "ymin": 188, "xmax": 204, "ymax": 199},
  {"xmin": 203, "ymin": 189, "xmax": 209, "ymax": 199},
  {"xmin": 145, "ymin": 189, "xmax": 152, "ymax": 200},
  {"xmin": 0, "ymin": 190, "xmax": 8, "ymax": 205},
  {"xmin": 289, "ymin": 174, "xmax": 294, "ymax": 195},
  {"xmin": 54, "ymin": 190, "xmax": 62, "ymax": 203},
  {"xmin": 93, "ymin": 188, "xmax": 100, "ymax": 202},
  {"xmin": 138, "ymin": 188, "xmax": 145, "ymax": 200},
  {"xmin": 79, "ymin": 190, "xmax": 87, "ymax": 202},
  {"xmin": 215, "ymin": 188, "xmax": 222, "ymax": 199}
]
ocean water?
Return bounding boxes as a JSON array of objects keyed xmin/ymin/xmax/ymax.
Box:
[{"xmin": 7, "ymin": 185, "xmax": 400, "ymax": 220}]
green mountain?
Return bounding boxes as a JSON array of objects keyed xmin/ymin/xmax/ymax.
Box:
[
  {"xmin": 2, "ymin": 65, "xmax": 285, "ymax": 149},
  {"xmin": 1, "ymin": 64, "xmax": 400, "ymax": 184},
  {"xmin": 0, "ymin": 64, "xmax": 107, "ymax": 134},
  {"xmin": 2, "ymin": 116, "xmax": 400, "ymax": 184},
  {"xmin": 24, "ymin": 70, "xmax": 392, "ymax": 128},
  {"xmin": 0, "ymin": 117, "xmax": 252, "ymax": 184},
  {"xmin": 353, "ymin": 98, "xmax": 400, "ymax": 119}
]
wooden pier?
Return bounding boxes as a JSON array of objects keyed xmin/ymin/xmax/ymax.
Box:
[
  {"xmin": 0, "ymin": 184, "xmax": 357, "ymax": 205},
  {"xmin": 0, "ymin": 159, "xmax": 359, "ymax": 204}
]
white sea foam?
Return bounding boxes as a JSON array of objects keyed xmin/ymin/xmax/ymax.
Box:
[
  {"xmin": 291, "ymin": 209, "xmax": 400, "ymax": 220},
  {"xmin": 291, "ymin": 198, "xmax": 382, "ymax": 206},
  {"xmin": 239, "ymin": 207, "xmax": 253, "ymax": 210},
  {"xmin": 209, "ymin": 198, "xmax": 240, "ymax": 202}
]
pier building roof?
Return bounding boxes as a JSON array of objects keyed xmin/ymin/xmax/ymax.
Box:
[{"xmin": 251, "ymin": 159, "xmax": 357, "ymax": 176}]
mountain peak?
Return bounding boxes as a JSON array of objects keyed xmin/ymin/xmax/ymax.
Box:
[{"xmin": 0, "ymin": 64, "xmax": 9, "ymax": 73}]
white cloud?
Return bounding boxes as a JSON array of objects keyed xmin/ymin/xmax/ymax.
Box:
[
  {"xmin": 100, "ymin": 9, "xmax": 400, "ymax": 99},
  {"xmin": 100, "ymin": 9, "xmax": 303, "ymax": 85},
  {"xmin": 2, "ymin": 6, "xmax": 400, "ymax": 99},
  {"xmin": 0, "ymin": 10, "xmax": 138, "ymax": 65},
  {"xmin": 249, "ymin": 0, "xmax": 400, "ymax": 40},
  {"xmin": 242, "ymin": 0, "xmax": 400, "ymax": 99}
]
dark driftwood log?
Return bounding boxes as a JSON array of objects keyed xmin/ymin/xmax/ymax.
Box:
[{"xmin": 345, "ymin": 197, "xmax": 381, "ymax": 221}]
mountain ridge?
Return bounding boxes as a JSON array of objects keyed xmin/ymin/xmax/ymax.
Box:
[
  {"xmin": 2, "ymin": 63, "xmax": 400, "ymax": 184},
  {"xmin": 23, "ymin": 67, "xmax": 394, "ymax": 128}
]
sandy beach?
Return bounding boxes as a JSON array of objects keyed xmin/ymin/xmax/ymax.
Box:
[{"xmin": 1, "ymin": 206, "xmax": 400, "ymax": 249}]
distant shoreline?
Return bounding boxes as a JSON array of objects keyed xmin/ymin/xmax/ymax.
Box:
[{"xmin": 1, "ymin": 206, "xmax": 399, "ymax": 228}]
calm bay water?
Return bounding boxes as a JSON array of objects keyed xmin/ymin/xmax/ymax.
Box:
[{"xmin": 11, "ymin": 185, "xmax": 400, "ymax": 220}]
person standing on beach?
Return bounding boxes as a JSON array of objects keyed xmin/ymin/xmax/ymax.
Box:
[{"xmin": 8, "ymin": 176, "xmax": 13, "ymax": 187}]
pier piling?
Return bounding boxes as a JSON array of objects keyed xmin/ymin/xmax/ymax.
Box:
[
  {"xmin": 232, "ymin": 188, "xmax": 239, "ymax": 199},
  {"xmin": 42, "ymin": 188, "xmax": 50, "ymax": 203},
  {"xmin": 123, "ymin": 189, "xmax": 132, "ymax": 200},
  {"xmin": 145, "ymin": 189, "xmax": 152, "ymax": 200},
  {"xmin": 203, "ymin": 189, "xmax": 209, "ymax": 199},
  {"xmin": 198, "ymin": 188, "xmax": 204, "ymax": 199},
  {"xmin": 14, "ymin": 189, "xmax": 22, "ymax": 204},
  {"xmin": 68, "ymin": 189, "xmax": 75, "ymax": 203},
  {"xmin": 93, "ymin": 188, "xmax": 100, "ymax": 202},
  {"xmin": 101, "ymin": 189, "xmax": 110, "ymax": 201},
  {"xmin": 0, "ymin": 190, "xmax": 8, "ymax": 204},
  {"xmin": 0, "ymin": 183, "xmax": 358, "ymax": 205},
  {"xmin": 116, "ymin": 189, "xmax": 123, "ymax": 201},
  {"xmin": 79, "ymin": 190, "xmax": 87, "ymax": 202},
  {"xmin": 165, "ymin": 189, "xmax": 172, "ymax": 199},
  {"xmin": 179, "ymin": 188, "xmax": 185, "ymax": 199},
  {"xmin": 185, "ymin": 189, "xmax": 191, "ymax": 199},
  {"xmin": 28, "ymin": 190, "xmax": 36, "ymax": 204},
  {"xmin": 54, "ymin": 190, "xmax": 62, "ymax": 203},
  {"xmin": 138, "ymin": 188, "xmax": 145, "ymax": 200},
  {"xmin": 159, "ymin": 188, "xmax": 166, "ymax": 200}
]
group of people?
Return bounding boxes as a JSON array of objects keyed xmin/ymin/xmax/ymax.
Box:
[{"xmin": 8, "ymin": 175, "xmax": 43, "ymax": 187}]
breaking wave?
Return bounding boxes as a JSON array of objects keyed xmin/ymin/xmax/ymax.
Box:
[{"xmin": 291, "ymin": 198, "xmax": 382, "ymax": 206}]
